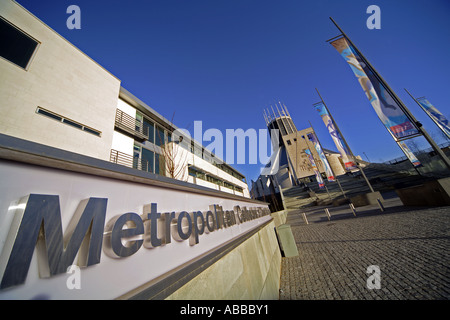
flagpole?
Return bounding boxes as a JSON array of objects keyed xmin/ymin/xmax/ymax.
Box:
[
  {"xmin": 308, "ymin": 120, "xmax": 347, "ymax": 198},
  {"xmin": 303, "ymin": 137, "xmax": 328, "ymax": 195},
  {"xmin": 315, "ymin": 88, "xmax": 375, "ymax": 193},
  {"xmin": 405, "ymin": 89, "xmax": 450, "ymax": 140},
  {"xmin": 329, "ymin": 17, "xmax": 450, "ymax": 171},
  {"xmin": 329, "ymin": 17, "xmax": 415, "ymax": 124}
]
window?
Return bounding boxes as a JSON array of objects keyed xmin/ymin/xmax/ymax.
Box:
[
  {"xmin": 155, "ymin": 153, "xmax": 165, "ymax": 175},
  {"xmin": 203, "ymin": 149, "xmax": 211, "ymax": 163},
  {"xmin": 155, "ymin": 126, "xmax": 165, "ymax": 146},
  {"xmin": 0, "ymin": 17, "xmax": 39, "ymax": 69},
  {"xmin": 36, "ymin": 107, "xmax": 101, "ymax": 137},
  {"xmin": 135, "ymin": 113, "xmax": 143, "ymax": 133},
  {"xmin": 36, "ymin": 108, "xmax": 61, "ymax": 121},
  {"xmin": 84, "ymin": 127, "xmax": 100, "ymax": 136},
  {"xmin": 193, "ymin": 145, "xmax": 202, "ymax": 158},
  {"xmin": 63, "ymin": 118, "xmax": 83, "ymax": 129},
  {"xmin": 141, "ymin": 148, "xmax": 154, "ymax": 173},
  {"xmin": 286, "ymin": 140, "xmax": 292, "ymax": 146},
  {"xmin": 143, "ymin": 118, "xmax": 154, "ymax": 143},
  {"xmin": 206, "ymin": 175, "xmax": 222, "ymax": 186},
  {"xmin": 188, "ymin": 167, "xmax": 197, "ymax": 177},
  {"xmin": 133, "ymin": 144, "xmax": 141, "ymax": 170},
  {"xmin": 224, "ymin": 181, "xmax": 234, "ymax": 190}
]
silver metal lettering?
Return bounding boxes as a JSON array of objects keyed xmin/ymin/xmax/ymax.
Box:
[
  {"xmin": 105, "ymin": 213, "xmax": 144, "ymax": 258},
  {"xmin": 0, "ymin": 194, "xmax": 107, "ymax": 289}
]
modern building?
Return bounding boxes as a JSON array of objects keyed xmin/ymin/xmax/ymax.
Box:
[
  {"xmin": 0, "ymin": 0, "xmax": 249, "ymax": 197},
  {"xmin": 0, "ymin": 1, "xmax": 282, "ymax": 301},
  {"xmin": 251, "ymin": 103, "xmax": 348, "ymax": 200}
]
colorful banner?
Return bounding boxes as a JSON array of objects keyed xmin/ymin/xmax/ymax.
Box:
[
  {"xmin": 398, "ymin": 141, "xmax": 422, "ymax": 168},
  {"xmin": 314, "ymin": 102, "xmax": 357, "ymax": 170},
  {"xmin": 305, "ymin": 149, "xmax": 324, "ymax": 188},
  {"xmin": 330, "ymin": 37, "xmax": 419, "ymax": 141},
  {"xmin": 416, "ymin": 97, "xmax": 450, "ymax": 139},
  {"xmin": 307, "ymin": 132, "xmax": 335, "ymax": 182}
]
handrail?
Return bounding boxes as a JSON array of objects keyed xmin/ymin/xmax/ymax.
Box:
[
  {"xmin": 115, "ymin": 109, "xmax": 148, "ymax": 139},
  {"xmin": 110, "ymin": 149, "xmax": 151, "ymax": 172}
]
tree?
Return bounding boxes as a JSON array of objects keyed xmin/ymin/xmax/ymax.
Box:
[{"xmin": 155, "ymin": 113, "xmax": 190, "ymax": 181}]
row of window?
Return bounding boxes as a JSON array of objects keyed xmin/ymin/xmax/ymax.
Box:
[
  {"xmin": 36, "ymin": 107, "xmax": 102, "ymax": 137},
  {"xmin": 135, "ymin": 112, "xmax": 172, "ymax": 147},
  {"xmin": 176, "ymin": 139, "xmax": 245, "ymax": 182},
  {"xmin": 122, "ymin": 102, "xmax": 245, "ymax": 183},
  {"xmin": 188, "ymin": 167, "xmax": 244, "ymax": 193}
]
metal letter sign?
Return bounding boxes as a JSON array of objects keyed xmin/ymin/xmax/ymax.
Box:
[
  {"xmin": 0, "ymin": 193, "xmax": 271, "ymax": 292},
  {"xmin": 0, "ymin": 195, "xmax": 108, "ymax": 289}
]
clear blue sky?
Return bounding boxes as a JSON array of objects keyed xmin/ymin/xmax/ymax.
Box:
[{"xmin": 17, "ymin": 0, "xmax": 450, "ymax": 186}]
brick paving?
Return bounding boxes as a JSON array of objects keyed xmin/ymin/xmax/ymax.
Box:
[{"xmin": 279, "ymin": 196, "xmax": 450, "ymax": 300}]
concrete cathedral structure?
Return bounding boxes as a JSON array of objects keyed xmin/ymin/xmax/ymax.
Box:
[{"xmin": 251, "ymin": 103, "xmax": 347, "ymax": 200}]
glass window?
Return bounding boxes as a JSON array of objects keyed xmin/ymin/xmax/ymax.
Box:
[
  {"xmin": 155, "ymin": 153, "xmax": 165, "ymax": 175},
  {"xmin": 224, "ymin": 181, "xmax": 234, "ymax": 189},
  {"xmin": 194, "ymin": 145, "xmax": 202, "ymax": 158},
  {"xmin": 155, "ymin": 126, "xmax": 165, "ymax": 146},
  {"xmin": 133, "ymin": 144, "xmax": 141, "ymax": 170},
  {"xmin": 135, "ymin": 112, "xmax": 143, "ymax": 133},
  {"xmin": 0, "ymin": 17, "xmax": 38, "ymax": 69},
  {"xmin": 36, "ymin": 107, "xmax": 101, "ymax": 136},
  {"xmin": 203, "ymin": 149, "xmax": 211, "ymax": 163},
  {"xmin": 141, "ymin": 147, "xmax": 154, "ymax": 173},
  {"xmin": 37, "ymin": 108, "xmax": 61, "ymax": 121},
  {"xmin": 188, "ymin": 167, "xmax": 197, "ymax": 177},
  {"xmin": 62, "ymin": 118, "xmax": 82, "ymax": 129},
  {"xmin": 83, "ymin": 127, "xmax": 101, "ymax": 137},
  {"xmin": 143, "ymin": 118, "xmax": 154, "ymax": 143}
]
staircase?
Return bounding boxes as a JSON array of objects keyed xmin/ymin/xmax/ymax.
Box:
[{"xmin": 281, "ymin": 163, "xmax": 438, "ymax": 210}]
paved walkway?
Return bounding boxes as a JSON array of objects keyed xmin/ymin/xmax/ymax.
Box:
[{"xmin": 279, "ymin": 195, "xmax": 450, "ymax": 300}]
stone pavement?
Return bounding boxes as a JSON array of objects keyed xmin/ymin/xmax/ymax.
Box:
[{"xmin": 279, "ymin": 194, "xmax": 450, "ymax": 300}]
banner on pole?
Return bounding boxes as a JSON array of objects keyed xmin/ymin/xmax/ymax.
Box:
[
  {"xmin": 314, "ymin": 102, "xmax": 357, "ymax": 171},
  {"xmin": 416, "ymin": 97, "xmax": 450, "ymax": 139},
  {"xmin": 306, "ymin": 132, "xmax": 335, "ymax": 182},
  {"xmin": 304, "ymin": 149, "xmax": 325, "ymax": 188},
  {"xmin": 398, "ymin": 141, "xmax": 422, "ymax": 168},
  {"xmin": 330, "ymin": 36, "xmax": 420, "ymax": 141}
]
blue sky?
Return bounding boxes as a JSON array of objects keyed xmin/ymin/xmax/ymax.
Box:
[{"xmin": 17, "ymin": 0, "xmax": 450, "ymax": 185}]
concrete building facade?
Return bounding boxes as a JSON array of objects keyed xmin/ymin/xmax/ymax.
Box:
[{"xmin": 0, "ymin": 0, "xmax": 249, "ymax": 197}]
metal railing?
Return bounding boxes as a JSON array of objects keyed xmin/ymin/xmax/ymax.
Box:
[
  {"xmin": 110, "ymin": 149, "xmax": 152, "ymax": 173},
  {"xmin": 114, "ymin": 109, "xmax": 148, "ymax": 140}
]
